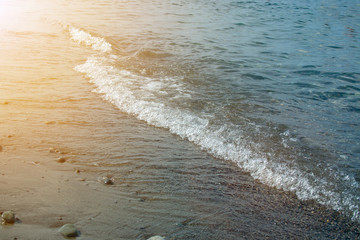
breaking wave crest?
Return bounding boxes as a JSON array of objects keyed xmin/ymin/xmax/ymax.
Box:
[{"xmin": 69, "ymin": 26, "xmax": 111, "ymax": 53}]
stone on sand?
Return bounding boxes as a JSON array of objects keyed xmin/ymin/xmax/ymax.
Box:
[
  {"xmin": 58, "ymin": 224, "xmax": 79, "ymax": 238},
  {"xmin": 1, "ymin": 211, "xmax": 15, "ymax": 224},
  {"xmin": 56, "ymin": 157, "xmax": 67, "ymax": 163},
  {"xmin": 147, "ymin": 236, "xmax": 166, "ymax": 240}
]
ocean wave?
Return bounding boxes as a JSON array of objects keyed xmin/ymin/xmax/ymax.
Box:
[{"xmin": 71, "ymin": 28, "xmax": 360, "ymax": 223}]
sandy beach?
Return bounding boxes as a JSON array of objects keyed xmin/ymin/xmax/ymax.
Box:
[
  {"xmin": 0, "ymin": 88, "xmax": 181, "ymax": 239},
  {"xmin": 0, "ymin": 87, "xmax": 129, "ymax": 239},
  {"xmin": 0, "ymin": 144, "xmax": 93, "ymax": 239}
]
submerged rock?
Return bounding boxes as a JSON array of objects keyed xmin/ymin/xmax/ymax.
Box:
[
  {"xmin": 147, "ymin": 236, "xmax": 166, "ymax": 240},
  {"xmin": 1, "ymin": 211, "xmax": 15, "ymax": 224},
  {"xmin": 58, "ymin": 224, "xmax": 79, "ymax": 238},
  {"xmin": 98, "ymin": 176, "xmax": 114, "ymax": 185},
  {"xmin": 179, "ymin": 218, "xmax": 193, "ymax": 226}
]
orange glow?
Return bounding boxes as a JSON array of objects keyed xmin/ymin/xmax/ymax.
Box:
[{"xmin": 0, "ymin": 1, "xmax": 46, "ymax": 33}]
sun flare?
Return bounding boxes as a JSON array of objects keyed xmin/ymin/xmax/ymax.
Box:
[
  {"xmin": 0, "ymin": 0, "xmax": 13, "ymax": 16},
  {"xmin": 0, "ymin": 1, "xmax": 20, "ymax": 31}
]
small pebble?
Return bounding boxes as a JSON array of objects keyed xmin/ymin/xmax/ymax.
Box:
[
  {"xmin": 58, "ymin": 224, "xmax": 79, "ymax": 238},
  {"xmin": 56, "ymin": 157, "xmax": 67, "ymax": 163},
  {"xmin": 75, "ymin": 169, "xmax": 80, "ymax": 173},
  {"xmin": 147, "ymin": 236, "xmax": 166, "ymax": 240},
  {"xmin": 1, "ymin": 211, "xmax": 16, "ymax": 224}
]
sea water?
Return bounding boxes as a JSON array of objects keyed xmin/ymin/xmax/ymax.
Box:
[
  {"xmin": 70, "ymin": 0, "xmax": 360, "ymax": 222},
  {"xmin": 1, "ymin": 0, "xmax": 360, "ymax": 237}
]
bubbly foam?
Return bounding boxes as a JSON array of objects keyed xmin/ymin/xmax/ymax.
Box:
[
  {"xmin": 69, "ymin": 27, "xmax": 111, "ymax": 53},
  {"xmin": 72, "ymin": 29, "xmax": 360, "ymax": 223}
]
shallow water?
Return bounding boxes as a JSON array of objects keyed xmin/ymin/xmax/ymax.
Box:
[{"xmin": 1, "ymin": 0, "xmax": 360, "ymax": 238}]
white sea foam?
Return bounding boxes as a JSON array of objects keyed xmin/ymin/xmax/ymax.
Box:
[
  {"xmin": 69, "ymin": 27, "xmax": 111, "ymax": 53},
  {"xmin": 72, "ymin": 29, "xmax": 360, "ymax": 223}
]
